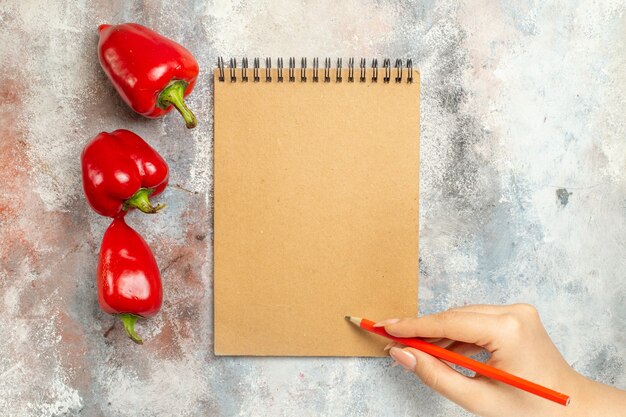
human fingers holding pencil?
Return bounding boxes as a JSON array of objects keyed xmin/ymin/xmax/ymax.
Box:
[{"xmin": 376, "ymin": 304, "xmax": 626, "ymax": 417}]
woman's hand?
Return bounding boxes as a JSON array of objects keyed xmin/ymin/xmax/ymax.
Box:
[{"xmin": 377, "ymin": 304, "xmax": 626, "ymax": 417}]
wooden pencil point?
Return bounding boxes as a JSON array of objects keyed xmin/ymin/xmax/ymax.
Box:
[{"xmin": 346, "ymin": 316, "xmax": 362, "ymax": 326}]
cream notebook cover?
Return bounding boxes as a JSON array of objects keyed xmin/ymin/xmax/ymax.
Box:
[{"xmin": 214, "ymin": 58, "xmax": 420, "ymax": 356}]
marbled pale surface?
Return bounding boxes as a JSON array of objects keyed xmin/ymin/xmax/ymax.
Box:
[{"xmin": 0, "ymin": 1, "xmax": 624, "ymax": 416}]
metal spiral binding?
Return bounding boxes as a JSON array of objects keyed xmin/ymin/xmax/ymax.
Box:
[
  {"xmin": 277, "ymin": 57, "xmax": 284, "ymax": 82},
  {"xmin": 289, "ymin": 57, "xmax": 296, "ymax": 82},
  {"xmin": 301, "ymin": 57, "xmax": 307, "ymax": 82},
  {"xmin": 395, "ymin": 59, "xmax": 402, "ymax": 83},
  {"xmin": 360, "ymin": 58, "xmax": 366, "ymax": 82},
  {"xmin": 313, "ymin": 58, "xmax": 319, "ymax": 82},
  {"xmin": 217, "ymin": 57, "xmax": 225, "ymax": 81},
  {"xmin": 253, "ymin": 58, "xmax": 260, "ymax": 82},
  {"xmin": 336, "ymin": 58, "xmax": 342, "ymax": 83},
  {"xmin": 372, "ymin": 58, "xmax": 378, "ymax": 82},
  {"xmin": 407, "ymin": 59, "xmax": 413, "ymax": 83},
  {"xmin": 229, "ymin": 58, "xmax": 236, "ymax": 82},
  {"xmin": 242, "ymin": 57, "xmax": 248, "ymax": 82},
  {"xmin": 348, "ymin": 58, "xmax": 354, "ymax": 82},
  {"xmin": 324, "ymin": 58, "xmax": 331, "ymax": 83},
  {"xmin": 383, "ymin": 58, "xmax": 390, "ymax": 83},
  {"xmin": 217, "ymin": 57, "xmax": 415, "ymax": 83}
]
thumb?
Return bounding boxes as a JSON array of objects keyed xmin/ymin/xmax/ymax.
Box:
[{"xmin": 390, "ymin": 347, "xmax": 496, "ymax": 414}]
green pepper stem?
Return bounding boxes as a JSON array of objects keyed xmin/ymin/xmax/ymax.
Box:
[
  {"xmin": 124, "ymin": 188, "xmax": 165, "ymax": 214},
  {"xmin": 119, "ymin": 313, "xmax": 143, "ymax": 344},
  {"xmin": 158, "ymin": 80, "xmax": 198, "ymax": 129}
]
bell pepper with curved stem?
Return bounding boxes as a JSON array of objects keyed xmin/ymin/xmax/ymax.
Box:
[
  {"xmin": 98, "ymin": 217, "xmax": 163, "ymax": 344},
  {"xmin": 98, "ymin": 23, "xmax": 199, "ymax": 128},
  {"xmin": 81, "ymin": 129, "xmax": 169, "ymax": 218}
]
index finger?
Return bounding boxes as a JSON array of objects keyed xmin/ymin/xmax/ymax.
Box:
[{"xmin": 380, "ymin": 311, "xmax": 504, "ymax": 350}]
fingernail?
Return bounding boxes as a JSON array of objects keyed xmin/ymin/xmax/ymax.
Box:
[
  {"xmin": 383, "ymin": 342, "xmax": 395, "ymax": 351},
  {"xmin": 389, "ymin": 347, "xmax": 416, "ymax": 372},
  {"xmin": 373, "ymin": 318, "xmax": 400, "ymax": 327},
  {"xmin": 391, "ymin": 360, "xmax": 399, "ymax": 367}
]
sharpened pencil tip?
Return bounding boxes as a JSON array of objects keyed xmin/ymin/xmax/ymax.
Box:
[{"xmin": 344, "ymin": 316, "xmax": 351, "ymax": 320}]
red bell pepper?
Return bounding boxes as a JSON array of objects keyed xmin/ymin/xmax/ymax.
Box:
[
  {"xmin": 98, "ymin": 217, "xmax": 163, "ymax": 344},
  {"xmin": 81, "ymin": 129, "xmax": 169, "ymax": 218},
  {"xmin": 98, "ymin": 23, "xmax": 199, "ymax": 129}
]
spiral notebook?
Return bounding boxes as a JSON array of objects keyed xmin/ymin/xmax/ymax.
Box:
[{"xmin": 214, "ymin": 58, "xmax": 420, "ymax": 356}]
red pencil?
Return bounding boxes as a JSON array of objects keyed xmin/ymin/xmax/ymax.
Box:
[{"xmin": 346, "ymin": 316, "xmax": 570, "ymax": 406}]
